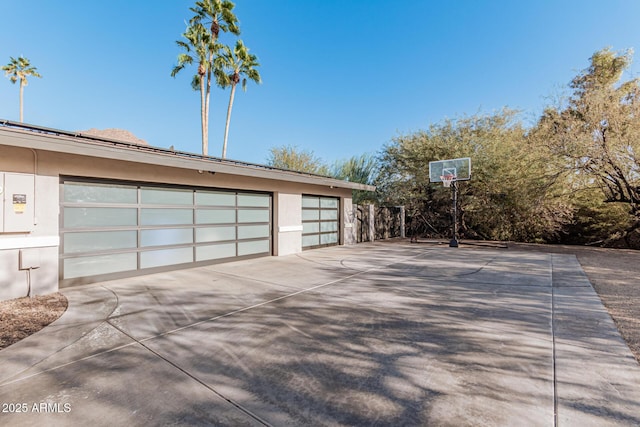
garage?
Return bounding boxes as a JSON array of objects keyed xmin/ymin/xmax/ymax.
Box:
[
  {"xmin": 60, "ymin": 178, "xmax": 272, "ymax": 285},
  {"xmin": 301, "ymin": 195, "xmax": 339, "ymax": 249},
  {"xmin": 1, "ymin": 121, "xmax": 375, "ymax": 300}
]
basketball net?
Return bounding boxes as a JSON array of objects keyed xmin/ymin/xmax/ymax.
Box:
[{"xmin": 440, "ymin": 175, "xmax": 456, "ymax": 188}]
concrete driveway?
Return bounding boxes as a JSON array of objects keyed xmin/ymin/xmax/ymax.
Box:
[{"xmin": 1, "ymin": 241, "xmax": 640, "ymax": 426}]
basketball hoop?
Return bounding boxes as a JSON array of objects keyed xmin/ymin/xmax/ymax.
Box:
[{"xmin": 440, "ymin": 174, "xmax": 456, "ymax": 188}]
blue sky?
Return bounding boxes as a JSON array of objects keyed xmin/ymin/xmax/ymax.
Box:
[{"xmin": 1, "ymin": 0, "xmax": 640, "ymax": 165}]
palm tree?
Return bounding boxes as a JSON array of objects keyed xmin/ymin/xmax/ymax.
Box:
[
  {"xmin": 172, "ymin": 23, "xmax": 214, "ymax": 155},
  {"xmin": 191, "ymin": 0, "xmax": 240, "ymax": 38},
  {"xmin": 172, "ymin": 0, "xmax": 240, "ymax": 156},
  {"xmin": 2, "ymin": 56, "xmax": 42, "ymax": 123},
  {"xmin": 216, "ymin": 40, "xmax": 261, "ymax": 158}
]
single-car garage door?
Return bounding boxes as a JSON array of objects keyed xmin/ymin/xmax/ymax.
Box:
[
  {"xmin": 302, "ymin": 195, "xmax": 339, "ymax": 249},
  {"xmin": 60, "ymin": 178, "xmax": 272, "ymax": 285}
]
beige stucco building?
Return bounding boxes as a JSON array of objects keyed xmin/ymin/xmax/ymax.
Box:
[{"xmin": 0, "ymin": 122, "xmax": 374, "ymax": 302}]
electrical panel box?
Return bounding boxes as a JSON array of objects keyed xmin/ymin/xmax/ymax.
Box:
[{"xmin": 0, "ymin": 172, "xmax": 35, "ymax": 233}]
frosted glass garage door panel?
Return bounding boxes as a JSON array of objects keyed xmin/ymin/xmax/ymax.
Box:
[
  {"xmin": 141, "ymin": 209, "xmax": 193, "ymax": 225},
  {"xmin": 64, "ymin": 230, "xmax": 137, "ymax": 253},
  {"xmin": 141, "ymin": 188, "xmax": 193, "ymax": 205},
  {"xmin": 302, "ymin": 210, "xmax": 320, "ymax": 221},
  {"xmin": 302, "ymin": 234, "xmax": 320, "ymax": 247},
  {"xmin": 320, "ymin": 221, "xmax": 338, "ymax": 232},
  {"xmin": 196, "ymin": 191, "xmax": 236, "ymax": 206},
  {"xmin": 237, "ymin": 194, "xmax": 270, "ymax": 207},
  {"xmin": 196, "ymin": 243, "xmax": 236, "ymax": 261},
  {"xmin": 141, "ymin": 228, "xmax": 193, "ymax": 247},
  {"xmin": 303, "ymin": 222, "xmax": 320, "ymax": 233},
  {"xmin": 140, "ymin": 247, "xmax": 193, "ymax": 268},
  {"xmin": 196, "ymin": 226, "xmax": 236, "ymax": 243},
  {"xmin": 320, "ymin": 210, "xmax": 338, "ymax": 220},
  {"xmin": 238, "ymin": 240, "xmax": 270, "ymax": 256},
  {"xmin": 64, "ymin": 182, "xmax": 137, "ymax": 204},
  {"xmin": 238, "ymin": 209, "xmax": 269, "ymax": 223},
  {"xmin": 320, "ymin": 198, "xmax": 338, "ymax": 208},
  {"xmin": 238, "ymin": 225, "xmax": 269, "ymax": 239},
  {"xmin": 64, "ymin": 253, "xmax": 137, "ymax": 279},
  {"xmin": 64, "ymin": 208, "xmax": 137, "ymax": 228},
  {"xmin": 302, "ymin": 197, "xmax": 319, "ymax": 208},
  {"xmin": 196, "ymin": 209, "xmax": 236, "ymax": 224},
  {"xmin": 321, "ymin": 233, "xmax": 339, "ymax": 245}
]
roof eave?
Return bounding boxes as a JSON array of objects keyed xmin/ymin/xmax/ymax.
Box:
[{"xmin": 0, "ymin": 125, "xmax": 376, "ymax": 192}]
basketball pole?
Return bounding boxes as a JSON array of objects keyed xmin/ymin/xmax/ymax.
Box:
[{"xmin": 450, "ymin": 180, "xmax": 459, "ymax": 247}]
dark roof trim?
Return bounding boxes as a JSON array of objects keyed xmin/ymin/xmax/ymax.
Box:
[{"xmin": 0, "ymin": 120, "xmax": 375, "ymax": 192}]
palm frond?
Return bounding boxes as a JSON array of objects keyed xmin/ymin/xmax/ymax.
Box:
[
  {"xmin": 3, "ymin": 55, "xmax": 42, "ymax": 84},
  {"xmin": 214, "ymin": 68, "xmax": 230, "ymax": 87},
  {"xmin": 175, "ymin": 40, "xmax": 191, "ymax": 51},
  {"xmin": 212, "ymin": 39, "xmax": 261, "ymax": 90},
  {"xmin": 177, "ymin": 53, "xmax": 194, "ymax": 65},
  {"xmin": 191, "ymin": 74, "xmax": 201, "ymax": 91}
]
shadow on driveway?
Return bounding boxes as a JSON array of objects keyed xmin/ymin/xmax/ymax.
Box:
[{"xmin": 1, "ymin": 241, "xmax": 639, "ymax": 426}]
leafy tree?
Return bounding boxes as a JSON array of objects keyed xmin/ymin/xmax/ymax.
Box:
[
  {"xmin": 559, "ymin": 186, "xmax": 632, "ymax": 245},
  {"xmin": 536, "ymin": 47, "xmax": 640, "ymax": 246},
  {"xmin": 377, "ymin": 109, "xmax": 571, "ymax": 242},
  {"xmin": 216, "ymin": 40, "xmax": 261, "ymax": 159},
  {"xmin": 267, "ymin": 148, "xmax": 378, "ymax": 202},
  {"xmin": 332, "ymin": 153, "xmax": 379, "ymax": 204},
  {"xmin": 267, "ymin": 145, "xmax": 330, "ymax": 175},
  {"xmin": 172, "ymin": 0, "xmax": 240, "ymax": 156},
  {"xmin": 2, "ymin": 56, "xmax": 42, "ymax": 123}
]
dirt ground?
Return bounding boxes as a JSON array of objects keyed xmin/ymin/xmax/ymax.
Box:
[{"xmin": 0, "ymin": 244, "xmax": 638, "ymax": 364}]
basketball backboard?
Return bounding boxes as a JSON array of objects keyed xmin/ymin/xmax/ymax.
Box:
[{"xmin": 428, "ymin": 157, "xmax": 471, "ymax": 182}]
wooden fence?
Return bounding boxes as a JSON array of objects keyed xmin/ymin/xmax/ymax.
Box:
[{"xmin": 355, "ymin": 205, "xmax": 404, "ymax": 243}]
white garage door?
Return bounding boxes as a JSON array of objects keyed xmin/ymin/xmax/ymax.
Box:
[
  {"xmin": 301, "ymin": 195, "xmax": 339, "ymax": 249},
  {"xmin": 60, "ymin": 179, "xmax": 271, "ymax": 285}
]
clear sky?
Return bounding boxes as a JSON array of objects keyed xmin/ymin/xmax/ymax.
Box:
[{"xmin": 1, "ymin": 1, "xmax": 640, "ymax": 165}]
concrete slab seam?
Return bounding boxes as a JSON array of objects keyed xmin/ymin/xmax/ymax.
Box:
[
  {"xmin": 97, "ymin": 250, "xmax": 440, "ymax": 426},
  {"xmin": 550, "ymin": 257, "xmax": 559, "ymax": 427},
  {"xmin": 1, "ymin": 260, "xmax": 379, "ymax": 389},
  {"xmin": 0, "ymin": 285, "xmax": 124, "ymax": 387},
  {"xmin": 204, "ymin": 267, "xmax": 310, "ymax": 291},
  {"xmin": 138, "ymin": 250, "xmax": 434, "ymax": 343},
  {"xmin": 0, "ymin": 336, "xmax": 137, "ymax": 388},
  {"xmin": 104, "ymin": 318, "xmax": 274, "ymax": 427}
]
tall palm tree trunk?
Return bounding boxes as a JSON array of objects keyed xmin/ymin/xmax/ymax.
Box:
[
  {"xmin": 222, "ymin": 83, "xmax": 237, "ymax": 159},
  {"xmin": 19, "ymin": 81, "xmax": 25, "ymax": 122},
  {"xmin": 204, "ymin": 70, "xmax": 212, "ymax": 156},
  {"xmin": 200, "ymin": 78, "xmax": 207, "ymax": 155}
]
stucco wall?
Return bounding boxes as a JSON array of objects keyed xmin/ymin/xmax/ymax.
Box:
[
  {"xmin": 274, "ymin": 192, "xmax": 303, "ymax": 256},
  {"xmin": 0, "ymin": 146, "xmax": 60, "ymax": 300},
  {"xmin": 342, "ymin": 197, "xmax": 357, "ymax": 245}
]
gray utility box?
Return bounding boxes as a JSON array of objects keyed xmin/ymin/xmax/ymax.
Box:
[{"xmin": 0, "ymin": 172, "xmax": 35, "ymax": 233}]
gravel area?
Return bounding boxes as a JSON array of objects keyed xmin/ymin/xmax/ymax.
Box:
[{"xmin": 0, "ymin": 293, "xmax": 67, "ymax": 350}]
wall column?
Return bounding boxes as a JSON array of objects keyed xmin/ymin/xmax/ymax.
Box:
[
  {"xmin": 274, "ymin": 192, "xmax": 302, "ymax": 256},
  {"xmin": 342, "ymin": 197, "xmax": 356, "ymax": 245},
  {"xmin": 368, "ymin": 204, "xmax": 375, "ymax": 242}
]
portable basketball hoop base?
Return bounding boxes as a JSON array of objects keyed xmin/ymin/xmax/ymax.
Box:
[
  {"xmin": 447, "ymin": 178, "xmax": 459, "ymax": 247},
  {"xmin": 440, "ymin": 175, "xmax": 458, "ymax": 247}
]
